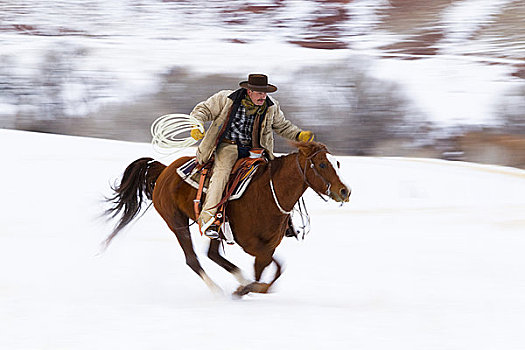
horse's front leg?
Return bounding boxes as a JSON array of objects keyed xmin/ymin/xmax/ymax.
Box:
[
  {"xmin": 207, "ymin": 239, "xmax": 250, "ymax": 286},
  {"xmin": 234, "ymin": 253, "xmax": 282, "ymax": 297},
  {"xmin": 165, "ymin": 214, "xmax": 222, "ymax": 296}
]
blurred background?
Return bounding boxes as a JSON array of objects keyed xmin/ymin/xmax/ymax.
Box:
[{"xmin": 1, "ymin": 0, "xmax": 524, "ymax": 167}]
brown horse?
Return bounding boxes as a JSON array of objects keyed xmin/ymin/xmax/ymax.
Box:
[{"xmin": 104, "ymin": 141, "xmax": 350, "ymax": 297}]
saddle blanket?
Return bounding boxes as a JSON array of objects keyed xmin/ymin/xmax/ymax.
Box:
[{"xmin": 176, "ymin": 157, "xmax": 261, "ymax": 201}]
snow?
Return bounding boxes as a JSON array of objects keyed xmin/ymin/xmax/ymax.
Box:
[
  {"xmin": 2, "ymin": 129, "xmax": 525, "ymax": 349},
  {"xmin": 370, "ymin": 57, "xmax": 518, "ymax": 125},
  {"xmin": 442, "ymin": 0, "xmax": 516, "ymax": 43}
]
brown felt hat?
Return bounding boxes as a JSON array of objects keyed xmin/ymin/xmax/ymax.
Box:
[{"xmin": 239, "ymin": 74, "xmax": 277, "ymax": 93}]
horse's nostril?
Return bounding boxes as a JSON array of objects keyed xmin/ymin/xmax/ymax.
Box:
[{"xmin": 340, "ymin": 188, "xmax": 348, "ymax": 197}]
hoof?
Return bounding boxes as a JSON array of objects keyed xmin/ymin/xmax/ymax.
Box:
[
  {"xmin": 233, "ymin": 284, "xmax": 252, "ymax": 298},
  {"xmin": 232, "ymin": 282, "xmax": 270, "ymax": 298}
]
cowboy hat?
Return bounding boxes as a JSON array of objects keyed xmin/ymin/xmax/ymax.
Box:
[{"xmin": 239, "ymin": 74, "xmax": 277, "ymax": 93}]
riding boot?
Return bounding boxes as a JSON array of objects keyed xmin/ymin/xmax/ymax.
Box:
[
  {"xmin": 199, "ymin": 210, "xmax": 219, "ymax": 239},
  {"xmin": 285, "ymin": 217, "xmax": 298, "ymax": 238}
]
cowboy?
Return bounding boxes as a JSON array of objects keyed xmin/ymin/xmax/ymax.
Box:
[{"xmin": 190, "ymin": 73, "xmax": 314, "ymax": 239}]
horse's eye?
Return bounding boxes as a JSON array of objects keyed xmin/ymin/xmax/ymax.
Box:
[{"xmin": 319, "ymin": 163, "xmax": 327, "ymax": 169}]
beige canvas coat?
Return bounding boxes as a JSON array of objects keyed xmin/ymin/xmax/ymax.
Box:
[{"xmin": 190, "ymin": 89, "xmax": 302, "ymax": 163}]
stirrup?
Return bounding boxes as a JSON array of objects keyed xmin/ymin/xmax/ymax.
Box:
[
  {"xmin": 200, "ymin": 214, "xmax": 220, "ymax": 239},
  {"xmin": 204, "ymin": 225, "xmax": 220, "ymax": 239}
]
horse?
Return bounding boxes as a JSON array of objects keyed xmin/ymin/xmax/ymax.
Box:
[{"xmin": 104, "ymin": 141, "xmax": 351, "ymax": 297}]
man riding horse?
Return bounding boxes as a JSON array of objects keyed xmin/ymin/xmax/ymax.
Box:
[
  {"xmin": 105, "ymin": 77, "xmax": 350, "ymax": 295},
  {"xmin": 189, "ymin": 74, "xmax": 314, "ymax": 239}
]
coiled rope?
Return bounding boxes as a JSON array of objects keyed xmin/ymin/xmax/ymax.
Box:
[{"xmin": 150, "ymin": 114, "xmax": 204, "ymax": 155}]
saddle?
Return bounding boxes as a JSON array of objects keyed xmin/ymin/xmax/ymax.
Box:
[
  {"xmin": 176, "ymin": 154, "xmax": 266, "ymax": 201},
  {"xmin": 216, "ymin": 152, "xmax": 267, "ymax": 208},
  {"xmin": 176, "ymin": 150, "xmax": 267, "ymax": 222}
]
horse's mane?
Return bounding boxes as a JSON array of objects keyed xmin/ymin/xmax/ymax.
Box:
[
  {"xmin": 261, "ymin": 141, "xmax": 328, "ymax": 177},
  {"xmin": 292, "ymin": 141, "xmax": 328, "ymax": 156}
]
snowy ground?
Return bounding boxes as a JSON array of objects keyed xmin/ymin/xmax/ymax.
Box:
[{"xmin": 1, "ymin": 129, "xmax": 525, "ymax": 349}]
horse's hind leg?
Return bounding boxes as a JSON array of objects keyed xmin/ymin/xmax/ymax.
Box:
[
  {"xmin": 207, "ymin": 239, "xmax": 250, "ymax": 285},
  {"xmin": 234, "ymin": 253, "xmax": 282, "ymax": 297},
  {"xmin": 168, "ymin": 212, "xmax": 222, "ymax": 295}
]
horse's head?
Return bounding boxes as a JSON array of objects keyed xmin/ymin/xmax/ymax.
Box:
[{"xmin": 295, "ymin": 141, "xmax": 351, "ymax": 203}]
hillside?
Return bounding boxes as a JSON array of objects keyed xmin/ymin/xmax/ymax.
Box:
[{"xmin": 1, "ymin": 1, "xmax": 523, "ymax": 141}]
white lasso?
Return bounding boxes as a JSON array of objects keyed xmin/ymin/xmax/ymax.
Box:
[{"xmin": 150, "ymin": 114, "xmax": 204, "ymax": 155}]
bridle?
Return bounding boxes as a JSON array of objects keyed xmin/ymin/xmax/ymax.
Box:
[
  {"xmin": 295, "ymin": 149, "xmax": 332, "ymax": 202},
  {"xmin": 268, "ymin": 149, "xmax": 333, "ymax": 215}
]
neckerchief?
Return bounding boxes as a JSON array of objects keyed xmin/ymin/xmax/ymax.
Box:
[{"xmin": 241, "ymin": 96, "xmax": 267, "ymax": 118}]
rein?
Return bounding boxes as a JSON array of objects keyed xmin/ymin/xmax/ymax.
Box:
[
  {"xmin": 268, "ymin": 160, "xmax": 293, "ymax": 215},
  {"xmin": 269, "ymin": 174, "xmax": 292, "ymax": 215},
  {"xmin": 296, "ymin": 149, "xmax": 331, "ymax": 202}
]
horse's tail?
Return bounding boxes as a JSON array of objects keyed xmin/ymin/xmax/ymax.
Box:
[{"xmin": 103, "ymin": 157, "xmax": 166, "ymax": 247}]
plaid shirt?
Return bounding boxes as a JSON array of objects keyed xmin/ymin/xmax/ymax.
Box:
[{"xmin": 224, "ymin": 105, "xmax": 255, "ymax": 146}]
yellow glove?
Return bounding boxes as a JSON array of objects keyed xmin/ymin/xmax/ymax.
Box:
[
  {"xmin": 191, "ymin": 127, "xmax": 205, "ymax": 141},
  {"xmin": 297, "ymin": 130, "xmax": 314, "ymax": 142}
]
